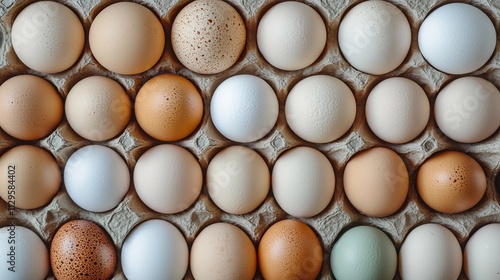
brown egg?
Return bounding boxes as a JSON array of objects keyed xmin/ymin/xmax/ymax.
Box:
[
  {"xmin": 0, "ymin": 145, "xmax": 61, "ymax": 209},
  {"xmin": 258, "ymin": 219, "xmax": 323, "ymax": 280},
  {"xmin": 135, "ymin": 74, "xmax": 203, "ymax": 141},
  {"xmin": 417, "ymin": 150, "xmax": 486, "ymax": 213},
  {"xmin": 0, "ymin": 75, "xmax": 63, "ymax": 140},
  {"xmin": 50, "ymin": 220, "xmax": 116, "ymax": 280}
]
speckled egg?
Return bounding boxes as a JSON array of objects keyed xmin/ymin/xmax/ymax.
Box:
[
  {"xmin": 135, "ymin": 74, "xmax": 203, "ymax": 141},
  {"xmin": 258, "ymin": 219, "xmax": 323, "ymax": 280},
  {"xmin": 171, "ymin": 0, "xmax": 246, "ymax": 74},
  {"xmin": 50, "ymin": 220, "xmax": 116, "ymax": 280}
]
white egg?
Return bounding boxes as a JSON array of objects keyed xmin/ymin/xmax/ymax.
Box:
[
  {"xmin": 464, "ymin": 224, "xmax": 500, "ymax": 280},
  {"xmin": 64, "ymin": 145, "xmax": 130, "ymax": 212},
  {"xmin": 399, "ymin": 223, "xmax": 462, "ymax": 280},
  {"xmin": 257, "ymin": 1, "xmax": 326, "ymax": 71},
  {"xmin": 210, "ymin": 74, "xmax": 278, "ymax": 143},
  {"xmin": 0, "ymin": 226, "xmax": 49, "ymax": 280},
  {"xmin": 365, "ymin": 77, "xmax": 430, "ymax": 144},
  {"xmin": 121, "ymin": 219, "xmax": 189, "ymax": 280},
  {"xmin": 418, "ymin": 3, "xmax": 496, "ymax": 74},
  {"xmin": 338, "ymin": 0, "xmax": 411, "ymax": 75},
  {"xmin": 272, "ymin": 146, "xmax": 335, "ymax": 218},
  {"xmin": 285, "ymin": 75, "xmax": 356, "ymax": 143},
  {"xmin": 434, "ymin": 77, "xmax": 500, "ymax": 143}
]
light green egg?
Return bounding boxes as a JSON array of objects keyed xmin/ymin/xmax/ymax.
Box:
[{"xmin": 330, "ymin": 225, "xmax": 397, "ymax": 280}]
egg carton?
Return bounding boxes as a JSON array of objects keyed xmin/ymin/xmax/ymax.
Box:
[{"xmin": 0, "ymin": 0, "xmax": 499, "ymax": 279}]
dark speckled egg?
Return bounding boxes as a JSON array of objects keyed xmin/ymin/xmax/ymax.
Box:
[{"xmin": 50, "ymin": 220, "xmax": 116, "ymax": 280}]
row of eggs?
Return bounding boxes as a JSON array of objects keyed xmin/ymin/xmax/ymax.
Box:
[
  {"xmin": 0, "ymin": 142, "xmax": 488, "ymax": 217},
  {"xmin": 2, "ymin": 219, "xmax": 500, "ymax": 279},
  {"xmin": 10, "ymin": 1, "xmax": 497, "ymax": 75},
  {"xmin": 1, "ymin": 72, "xmax": 499, "ymax": 145}
]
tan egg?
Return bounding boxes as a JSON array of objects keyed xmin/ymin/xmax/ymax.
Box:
[
  {"xmin": 65, "ymin": 76, "xmax": 131, "ymax": 141},
  {"xmin": 417, "ymin": 150, "xmax": 486, "ymax": 213},
  {"xmin": 89, "ymin": 2, "xmax": 165, "ymax": 75},
  {"xmin": 135, "ymin": 74, "xmax": 203, "ymax": 141},
  {"xmin": 50, "ymin": 220, "xmax": 116, "ymax": 280},
  {"xmin": 171, "ymin": 0, "xmax": 246, "ymax": 74},
  {"xmin": 343, "ymin": 147, "xmax": 409, "ymax": 217},
  {"xmin": 0, "ymin": 75, "xmax": 62, "ymax": 140},
  {"xmin": 0, "ymin": 145, "xmax": 61, "ymax": 210},
  {"xmin": 190, "ymin": 223, "xmax": 257, "ymax": 280},
  {"xmin": 258, "ymin": 219, "xmax": 323, "ymax": 280}
]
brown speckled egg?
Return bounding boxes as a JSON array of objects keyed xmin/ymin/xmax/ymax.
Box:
[
  {"xmin": 171, "ymin": 0, "xmax": 246, "ymax": 74},
  {"xmin": 50, "ymin": 220, "xmax": 116, "ymax": 280},
  {"xmin": 258, "ymin": 219, "xmax": 323, "ymax": 280},
  {"xmin": 135, "ymin": 74, "xmax": 203, "ymax": 141},
  {"xmin": 417, "ymin": 150, "xmax": 486, "ymax": 214}
]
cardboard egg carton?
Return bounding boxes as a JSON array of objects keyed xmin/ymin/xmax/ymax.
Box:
[{"xmin": 0, "ymin": 0, "xmax": 499, "ymax": 279}]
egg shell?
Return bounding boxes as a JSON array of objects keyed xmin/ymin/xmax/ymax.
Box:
[
  {"xmin": 257, "ymin": 1, "xmax": 326, "ymax": 71},
  {"xmin": 121, "ymin": 219, "xmax": 188, "ymax": 280},
  {"xmin": 50, "ymin": 220, "xmax": 116, "ymax": 280},
  {"xmin": 206, "ymin": 145, "xmax": 270, "ymax": 214},
  {"xmin": 190, "ymin": 222, "xmax": 257, "ymax": 280},
  {"xmin": 464, "ymin": 223, "xmax": 500, "ymax": 279},
  {"xmin": 65, "ymin": 76, "xmax": 131, "ymax": 141},
  {"xmin": 0, "ymin": 75, "xmax": 63, "ymax": 141},
  {"xmin": 285, "ymin": 75, "xmax": 356, "ymax": 143},
  {"xmin": 343, "ymin": 147, "xmax": 409, "ymax": 217},
  {"xmin": 330, "ymin": 226, "xmax": 397, "ymax": 280},
  {"xmin": 399, "ymin": 223, "xmax": 462, "ymax": 280},
  {"xmin": 89, "ymin": 2, "xmax": 165, "ymax": 75},
  {"xmin": 418, "ymin": 3, "xmax": 496, "ymax": 74},
  {"xmin": 210, "ymin": 74, "xmax": 279, "ymax": 143},
  {"xmin": 417, "ymin": 150, "xmax": 486, "ymax": 214},
  {"xmin": 338, "ymin": 0, "xmax": 411, "ymax": 75},
  {"xmin": 133, "ymin": 144, "xmax": 202, "ymax": 214},
  {"xmin": 258, "ymin": 219, "xmax": 323, "ymax": 280},
  {"xmin": 63, "ymin": 145, "xmax": 130, "ymax": 212},
  {"xmin": 0, "ymin": 145, "xmax": 61, "ymax": 210},
  {"xmin": 0, "ymin": 226, "xmax": 49, "ymax": 280},
  {"xmin": 135, "ymin": 74, "xmax": 203, "ymax": 141},
  {"xmin": 11, "ymin": 1, "xmax": 84, "ymax": 73},
  {"xmin": 171, "ymin": 0, "xmax": 246, "ymax": 74}
]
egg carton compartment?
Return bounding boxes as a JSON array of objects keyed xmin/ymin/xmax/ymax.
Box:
[{"xmin": 0, "ymin": 0, "xmax": 499, "ymax": 279}]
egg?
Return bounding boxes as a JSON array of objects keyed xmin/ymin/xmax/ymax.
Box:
[
  {"xmin": 258, "ymin": 219, "xmax": 323, "ymax": 280},
  {"xmin": 343, "ymin": 147, "xmax": 409, "ymax": 217},
  {"xmin": 121, "ymin": 219, "xmax": 188, "ymax": 280},
  {"xmin": 133, "ymin": 144, "xmax": 202, "ymax": 214},
  {"xmin": 257, "ymin": 1, "xmax": 326, "ymax": 71},
  {"xmin": 206, "ymin": 146, "xmax": 270, "ymax": 214},
  {"xmin": 399, "ymin": 223, "xmax": 462, "ymax": 280},
  {"xmin": 65, "ymin": 76, "xmax": 131, "ymax": 141},
  {"xmin": 63, "ymin": 145, "xmax": 129, "ymax": 212},
  {"xmin": 190, "ymin": 223, "xmax": 257, "ymax": 280},
  {"xmin": 0, "ymin": 75, "xmax": 63, "ymax": 140},
  {"xmin": 50, "ymin": 220, "xmax": 116, "ymax": 280},
  {"xmin": 417, "ymin": 150, "xmax": 486, "ymax": 214},
  {"xmin": 338, "ymin": 0, "xmax": 411, "ymax": 75},
  {"xmin": 434, "ymin": 77, "xmax": 500, "ymax": 143},
  {"xmin": 285, "ymin": 75, "xmax": 356, "ymax": 143},
  {"xmin": 89, "ymin": 2, "xmax": 165, "ymax": 75},
  {"xmin": 11, "ymin": 1, "xmax": 84, "ymax": 73},
  {"xmin": 0, "ymin": 226, "xmax": 49, "ymax": 280},
  {"xmin": 272, "ymin": 146, "xmax": 335, "ymax": 218},
  {"xmin": 418, "ymin": 3, "xmax": 496, "ymax": 74},
  {"xmin": 330, "ymin": 226, "xmax": 397, "ymax": 280},
  {"xmin": 464, "ymin": 223, "xmax": 500, "ymax": 279},
  {"xmin": 171, "ymin": 0, "xmax": 246, "ymax": 74},
  {"xmin": 365, "ymin": 77, "xmax": 430, "ymax": 144},
  {"xmin": 210, "ymin": 74, "xmax": 278, "ymax": 143},
  {"xmin": 0, "ymin": 145, "xmax": 61, "ymax": 210},
  {"xmin": 135, "ymin": 74, "xmax": 203, "ymax": 141}
]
